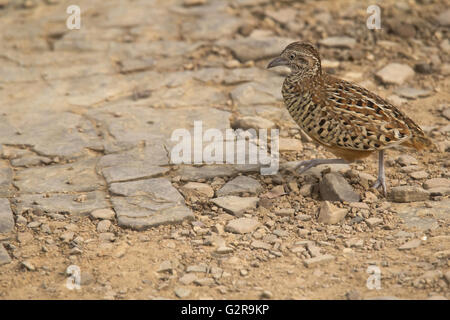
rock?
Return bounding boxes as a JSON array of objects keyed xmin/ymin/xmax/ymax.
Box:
[
  {"xmin": 423, "ymin": 178, "xmax": 450, "ymax": 190},
  {"xmin": 395, "ymin": 87, "xmax": 432, "ymax": 99},
  {"xmin": 390, "ymin": 186, "xmax": 430, "ymax": 202},
  {"xmin": 260, "ymin": 290, "xmax": 273, "ymax": 299},
  {"xmin": 181, "ymin": 182, "xmax": 214, "ymax": 198},
  {"xmin": 319, "ymin": 37, "xmax": 356, "ymax": 49},
  {"xmin": 409, "ymin": 171, "xmax": 428, "ymax": 180},
  {"xmin": 376, "ymin": 63, "xmax": 415, "ymax": 85},
  {"xmin": 225, "ymin": 217, "xmax": 260, "ymax": 234},
  {"xmin": 0, "ymin": 244, "xmax": 11, "ymax": 265},
  {"xmin": 345, "ymin": 238, "xmax": 364, "ymax": 248},
  {"xmin": 174, "ymin": 287, "xmax": 191, "ymax": 298},
  {"xmin": 186, "ymin": 264, "xmax": 208, "ymax": 273},
  {"xmin": 0, "ymin": 198, "xmax": 14, "ymax": 233},
  {"xmin": 215, "ymin": 246, "xmax": 234, "ymax": 254},
  {"xmin": 234, "ymin": 116, "xmax": 276, "ymax": 130},
  {"xmin": 365, "ymin": 218, "xmax": 383, "ymax": 228},
  {"xmin": 398, "ymin": 239, "xmax": 421, "ymax": 250},
  {"xmin": 319, "ymin": 173, "xmax": 360, "ymax": 202},
  {"xmin": 251, "ymin": 240, "xmax": 272, "ymax": 250},
  {"xmin": 442, "ymin": 108, "xmax": 450, "ymax": 121},
  {"xmin": 414, "ymin": 63, "xmax": 433, "ymax": 74},
  {"xmin": 274, "ymin": 208, "xmax": 295, "ymax": 217},
  {"xmin": 194, "ymin": 278, "xmax": 215, "ymax": 286},
  {"xmin": 90, "ymin": 208, "xmax": 115, "ymax": 220},
  {"xmin": 211, "ymin": 196, "xmax": 258, "ymax": 216},
  {"xmin": 318, "ymin": 201, "xmax": 348, "ymax": 224},
  {"xmin": 436, "ymin": 9, "xmax": 450, "ymax": 26},
  {"xmin": 157, "ymin": 260, "xmax": 173, "ymax": 273},
  {"xmin": 97, "ymin": 220, "xmax": 111, "ymax": 233},
  {"xmin": 21, "ymin": 260, "xmax": 35, "ymax": 271},
  {"xmin": 217, "ymin": 176, "xmax": 262, "ymax": 196},
  {"xmin": 60, "ymin": 231, "xmax": 75, "ymax": 243},
  {"xmin": 303, "ymin": 254, "xmax": 335, "ymax": 267},
  {"xmin": 279, "ymin": 138, "xmax": 303, "ymax": 152},
  {"xmin": 397, "ymin": 155, "xmax": 418, "ymax": 166},
  {"xmin": 182, "ymin": 14, "xmax": 241, "ymax": 41},
  {"xmin": 111, "ymin": 178, "xmax": 194, "ymax": 230},
  {"xmin": 230, "ymin": 82, "xmax": 281, "ymax": 106},
  {"xmin": 179, "ymin": 273, "xmax": 197, "ymax": 285},
  {"xmin": 102, "ymin": 164, "xmax": 169, "ymax": 184}
]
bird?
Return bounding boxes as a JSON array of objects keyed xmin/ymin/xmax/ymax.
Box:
[{"xmin": 267, "ymin": 41, "xmax": 433, "ymax": 195}]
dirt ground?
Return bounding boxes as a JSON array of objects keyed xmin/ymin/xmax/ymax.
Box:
[{"xmin": 0, "ymin": 0, "xmax": 449, "ymax": 300}]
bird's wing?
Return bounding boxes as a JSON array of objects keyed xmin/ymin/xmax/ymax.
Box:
[{"xmin": 306, "ymin": 76, "xmax": 415, "ymax": 151}]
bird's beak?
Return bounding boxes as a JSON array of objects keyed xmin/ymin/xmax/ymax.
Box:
[{"xmin": 267, "ymin": 56, "xmax": 289, "ymax": 69}]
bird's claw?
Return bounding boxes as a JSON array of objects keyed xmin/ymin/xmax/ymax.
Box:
[{"xmin": 372, "ymin": 177, "xmax": 387, "ymax": 196}]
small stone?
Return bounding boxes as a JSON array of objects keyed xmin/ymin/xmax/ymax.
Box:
[
  {"xmin": 157, "ymin": 260, "xmax": 173, "ymax": 273},
  {"xmin": 21, "ymin": 260, "xmax": 35, "ymax": 271},
  {"xmin": 398, "ymin": 239, "xmax": 421, "ymax": 250},
  {"xmin": 60, "ymin": 231, "xmax": 74, "ymax": 243},
  {"xmin": 346, "ymin": 290, "xmax": 362, "ymax": 300},
  {"xmin": 390, "ymin": 186, "xmax": 430, "ymax": 202},
  {"xmin": 376, "ymin": 63, "xmax": 415, "ymax": 85},
  {"xmin": 260, "ymin": 290, "xmax": 273, "ymax": 299},
  {"xmin": 90, "ymin": 208, "xmax": 115, "ymax": 220},
  {"xmin": 179, "ymin": 273, "xmax": 197, "ymax": 285},
  {"xmin": 211, "ymin": 196, "xmax": 258, "ymax": 216},
  {"xmin": 318, "ymin": 201, "xmax": 348, "ymax": 225},
  {"xmin": 98, "ymin": 233, "xmax": 115, "ymax": 242},
  {"xmin": 97, "ymin": 220, "xmax": 111, "ymax": 233},
  {"xmin": 174, "ymin": 287, "xmax": 191, "ymax": 298},
  {"xmin": 319, "ymin": 173, "xmax": 360, "ymax": 202},
  {"xmin": 303, "ymin": 254, "xmax": 335, "ymax": 267},
  {"xmin": 194, "ymin": 278, "xmax": 215, "ymax": 286},
  {"xmin": 274, "ymin": 208, "xmax": 294, "ymax": 217},
  {"xmin": 234, "ymin": 116, "xmax": 276, "ymax": 130},
  {"xmin": 397, "ymin": 155, "xmax": 418, "ymax": 166},
  {"xmin": 345, "ymin": 238, "xmax": 364, "ymax": 248},
  {"xmin": 217, "ymin": 176, "xmax": 262, "ymax": 196},
  {"xmin": 186, "ymin": 264, "xmax": 208, "ymax": 273},
  {"xmin": 0, "ymin": 198, "xmax": 14, "ymax": 233},
  {"xmin": 395, "ymin": 87, "xmax": 432, "ymax": 99},
  {"xmin": 423, "ymin": 178, "xmax": 450, "ymax": 190},
  {"xmin": 215, "ymin": 246, "xmax": 234, "ymax": 254},
  {"xmin": 409, "ymin": 171, "xmax": 428, "ymax": 180},
  {"xmin": 181, "ymin": 182, "xmax": 214, "ymax": 198},
  {"xmin": 365, "ymin": 218, "xmax": 383, "ymax": 228},
  {"xmin": 225, "ymin": 218, "xmax": 260, "ymax": 234},
  {"xmin": 251, "ymin": 240, "xmax": 272, "ymax": 250},
  {"xmin": 436, "ymin": 9, "xmax": 450, "ymax": 26},
  {"xmin": 0, "ymin": 244, "xmax": 11, "ymax": 265},
  {"xmin": 279, "ymin": 138, "xmax": 303, "ymax": 152}
]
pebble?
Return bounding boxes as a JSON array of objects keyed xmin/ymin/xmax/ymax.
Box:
[
  {"xmin": 318, "ymin": 201, "xmax": 348, "ymax": 225},
  {"xmin": 423, "ymin": 178, "xmax": 450, "ymax": 190},
  {"xmin": 234, "ymin": 116, "xmax": 276, "ymax": 130},
  {"xmin": 395, "ymin": 87, "xmax": 432, "ymax": 99},
  {"xmin": 303, "ymin": 254, "xmax": 335, "ymax": 267},
  {"xmin": 157, "ymin": 260, "xmax": 173, "ymax": 273},
  {"xmin": 365, "ymin": 218, "xmax": 383, "ymax": 228},
  {"xmin": 179, "ymin": 273, "xmax": 197, "ymax": 285},
  {"xmin": 376, "ymin": 63, "xmax": 415, "ymax": 85},
  {"xmin": 60, "ymin": 231, "xmax": 75, "ymax": 243},
  {"xmin": 211, "ymin": 196, "xmax": 259, "ymax": 216},
  {"xmin": 90, "ymin": 208, "xmax": 115, "ymax": 220},
  {"xmin": 174, "ymin": 287, "xmax": 191, "ymax": 298},
  {"xmin": 0, "ymin": 243, "xmax": 11, "ymax": 265},
  {"xmin": 398, "ymin": 239, "xmax": 421, "ymax": 250},
  {"xmin": 319, "ymin": 173, "xmax": 360, "ymax": 202},
  {"xmin": 397, "ymin": 155, "xmax": 418, "ymax": 166},
  {"xmin": 409, "ymin": 171, "xmax": 428, "ymax": 180},
  {"xmin": 225, "ymin": 218, "xmax": 260, "ymax": 234},
  {"xmin": 21, "ymin": 260, "xmax": 36, "ymax": 271},
  {"xmin": 260, "ymin": 290, "xmax": 273, "ymax": 299},
  {"xmin": 390, "ymin": 186, "xmax": 430, "ymax": 202},
  {"xmin": 181, "ymin": 182, "xmax": 214, "ymax": 198},
  {"xmin": 97, "ymin": 220, "xmax": 111, "ymax": 233},
  {"xmin": 278, "ymin": 138, "xmax": 303, "ymax": 152},
  {"xmin": 217, "ymin": 176, "xmax": 262, "ymax": 196},
  {"xmin": 251, "ymin": 240, "xmax": 272, "ymax": 250},
  {"xmin": 194, "ymin": 278, "xmax": 215, "ymax": 286}
]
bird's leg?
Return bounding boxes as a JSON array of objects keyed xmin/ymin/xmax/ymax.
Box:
[
  {"xmin": 372, "ymin": 150, "xmax": 387, "ymax": 196},
  {"xmin": 295, "ymin": 158, "xmax": 348, "ymax": 174}
]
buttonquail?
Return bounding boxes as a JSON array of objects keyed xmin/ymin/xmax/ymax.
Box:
[{"xmin": 267, "ymin": 42, "xmax": 433, "ymax": 195}]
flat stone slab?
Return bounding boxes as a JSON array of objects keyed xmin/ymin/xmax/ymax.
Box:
[
  {"xmin": 217, "ymin": 176, "xmax": 262, "ymax": 196},
  {"xmin": 15, "ymin": 191, "xmax": 109, "ymax": 216},
  {"xmin": 14, "ymin": 158, "xmax": 105, "ymax": 193},
  {"xmin": 211, "ymin": 196, "xmax": 259, "ymax": 216},
  {"xmin": 0, "ymin": 160, "xmax": 13, "ymax": 197},
  {"xmin": 0, "ymin": 198, "xmax": 14, "ymax": 233},
  {"xmin": 178, "ymin": 165, "xmax": 237, "ymax": 181},
  {"xmin": 102, "ymin": 164, "xmax": 169, "ymax": 184},
  {"xmin": 225, "ymin": 218, "xmax": 260, "ymax": 234},
  {"xmin": 394, "ymin": 199, "xmax": 449, "ymax": 231},
  {"xmin": 0, "ymin": 244, "xmax": 11, "ymax": 266},
  {"xmin": 110, "ymin": 178, "xmax": 193, "ymax": 230},
  {"xmin": 320, "ymin": 173, "xmax": 360, "ymax": 202}
]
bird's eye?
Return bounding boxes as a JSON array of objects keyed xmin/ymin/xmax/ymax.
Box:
[{"xmin": 289, "ymin": 53, "xmax": 296, "ymax": 60}]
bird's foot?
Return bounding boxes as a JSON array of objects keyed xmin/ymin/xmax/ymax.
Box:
[
  {"xmin": 295, "ymin": 158, "xmax": 347, "ymax": 175},
  {"xmin": 372, "ymin": 176, "xmax": 387, "ymax": 196}
]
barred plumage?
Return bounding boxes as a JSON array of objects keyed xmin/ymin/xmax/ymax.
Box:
[{"xmin": 268, "ymin": 41, "xmax": 433, "ymax": 195}]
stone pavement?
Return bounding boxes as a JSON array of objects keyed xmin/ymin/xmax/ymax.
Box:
[{"xmin": 0, "ymin": 0, "xmax": 294, "ymax": 230}]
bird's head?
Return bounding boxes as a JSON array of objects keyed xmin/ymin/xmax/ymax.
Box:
[{"xmin": 267, "ymin": 42, "xmax": 321, "ymax": 75}]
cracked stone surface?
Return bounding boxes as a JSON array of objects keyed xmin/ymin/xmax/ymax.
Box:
[{"xmin": 0, "ymin": 0, "xmax": 448, "ymax": 301}]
